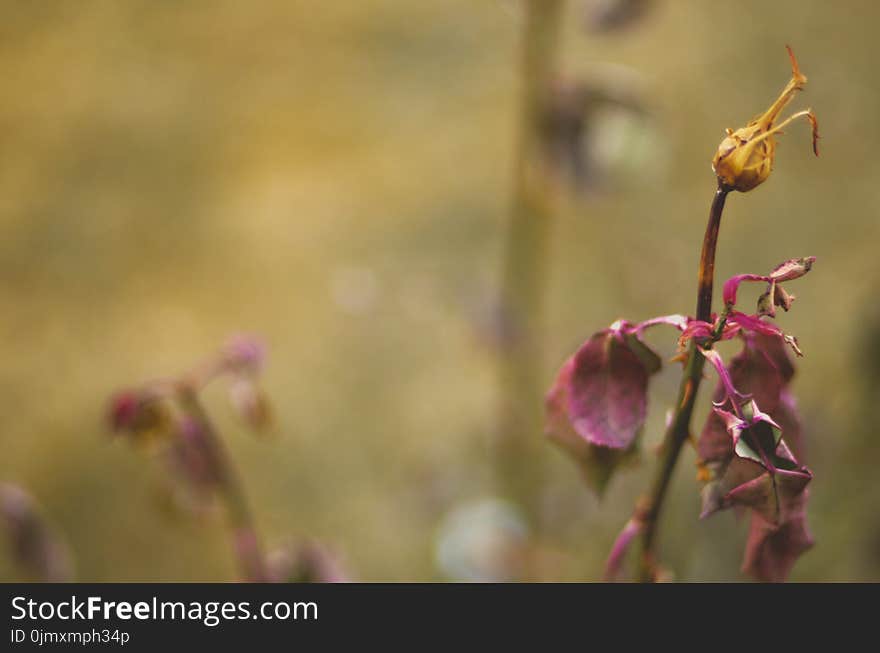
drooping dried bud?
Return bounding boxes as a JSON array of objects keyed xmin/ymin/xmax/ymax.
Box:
[
  {"xmin": 773, "ymin": 284, "xmax": 796, "ymax": 312},
  {"xmin": 769, "ymin": 256, "xmax": 816, "ymax": 283},
  {"xmin": 756, "ymin": 282, "xmax": 777, "ymax": 317},
  {"xmin": 759, "ymin": 282, "xmax": 798, "ymax": 318},
  {"xmin": 712, "ymin": 46, "xmax": 819, "ymax": 192}
]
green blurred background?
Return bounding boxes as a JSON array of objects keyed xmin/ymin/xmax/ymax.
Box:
[{"xmin": 1, "ymin": 0, "xmax": 878, "ymax": 581}]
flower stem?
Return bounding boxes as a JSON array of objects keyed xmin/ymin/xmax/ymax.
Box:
[
  {"xmin": 495, "ymin": 0, "xmax": 564, "ymax": 531},
  {"xmin": 636, "ymin": 181, "xmax": 730, "ymax": 581},
  {"xmin": 178, "ymin": 389, "xmax": 268, "ymax": 582}
]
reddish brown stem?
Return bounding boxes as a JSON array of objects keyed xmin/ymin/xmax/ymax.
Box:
[{"xmin": 635, "ymin": 181, "xmax": 731, "ymax": 581}]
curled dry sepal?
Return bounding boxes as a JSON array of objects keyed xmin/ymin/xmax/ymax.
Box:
[{"xmin": 546, "ymin": 259, "xmax": 815, "ymax": 580}]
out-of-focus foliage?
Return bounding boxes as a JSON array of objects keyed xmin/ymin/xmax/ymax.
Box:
[{"xmin": 0, "ymin": 1, "xmax": 878, "ymax": 580}]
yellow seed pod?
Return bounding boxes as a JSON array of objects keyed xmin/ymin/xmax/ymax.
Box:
[{"xmin": 712, "ymin": 46, "xmax": 819, "ymax": 192}]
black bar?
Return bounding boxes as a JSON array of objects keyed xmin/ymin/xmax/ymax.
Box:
[{"xmin": 1, "ymin": 582, "xmax": 874, "ymax": 649}]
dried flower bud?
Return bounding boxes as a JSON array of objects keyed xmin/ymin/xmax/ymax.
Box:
[
  {"xmin": 773, "ymin": 284, "xmax": 796, "ymax": 312},
  {"xmin": 712, "ymin": 46, "xmax": 819, "ymax": 192},
  {"xmin": 756, "ymin": 282, "xmax": 777, "ymax": 318},
  {"xmin": 769, "ymin": 256, "xmax": 816, "ymax": 283}
]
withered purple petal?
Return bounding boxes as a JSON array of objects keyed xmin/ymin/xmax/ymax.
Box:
[
  {"xmin": 723, "ymin": 273, "xmax": 770, "ymax": 307},
  {"xmin": 769, "ymin": 256, "xmax": 816, "ymax": 283},
  {"xmin": 727, "ymin": 311, "xmax": 785, "ymax": 338}
]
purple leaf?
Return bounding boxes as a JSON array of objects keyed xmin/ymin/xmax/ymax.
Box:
[
  {"xmin": 546, "ymin": 320, "xmax": 662, "ymax": 495},
  {"xmin": 700, "ymin": 455, "xmax": 764, "ymax": 518},
  {"xmin": 726, "ymin": 334, "xmax": 792, "ymax": 413},
  {"xmin": 724, "ymin": 467, "xmax": 811, "ymax": 524},
  {"xmin": 545, "ymin": 355, "xmax": 638, "ymax": 496},
  {"xmin": 698, "ymin": 409, "xmax": 734, "ymax": 468},
  {"xmin": 697, "ymin": 334, "xmax": 812, "ymax": 571},
  {"xmin": 567, "ymin": 325, "xmax": 661, "ymax": 449},
  {"xmin": 742, "ymin": 489, "xmax": 814, "ymax": 582}
]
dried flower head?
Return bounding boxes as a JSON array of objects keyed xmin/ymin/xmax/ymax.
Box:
[{"xmin": 712, "ymin": 46, "xmax": 819, "ymax": 192}]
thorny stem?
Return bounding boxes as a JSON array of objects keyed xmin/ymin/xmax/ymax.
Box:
[
  {"xmin": 636, "ymin": 181, "xmax": 730, "ymax": 581},
  {"xmin": 178, "ymin": 388, "xmax": 268, "ymax": 582},
  {"xmin": 495, "ymin": 0, "xmax": 564, "ymax": 540}
]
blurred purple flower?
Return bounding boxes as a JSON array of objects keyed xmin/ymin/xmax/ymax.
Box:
[
  {"xmin": 267, "ymin": 540, "xmax": 350, "ymax": 584},
  {"xmin": 583, "ymin": 0, "xmax": 654, "ymax": 33},
  {"xmin": 224, "ymin": 334, "xmax": 267, "ymax": 375},
  {"xmin": 0, "ymin": 484, "xmax": 72, "ymax": 582}
]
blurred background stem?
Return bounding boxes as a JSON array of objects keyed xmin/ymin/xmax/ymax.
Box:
[
  {"xmin": 494, "ymin": 0, "xmax": 564, "ymax": 550},
  {"xmin": 178, "ymin": 389, "xmax": 268, "ymax": 582}
]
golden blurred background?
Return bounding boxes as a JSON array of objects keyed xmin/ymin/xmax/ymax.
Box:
[{"xmin": 1, "ymin": 0, "xmax": 879, "ymax": 581}]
